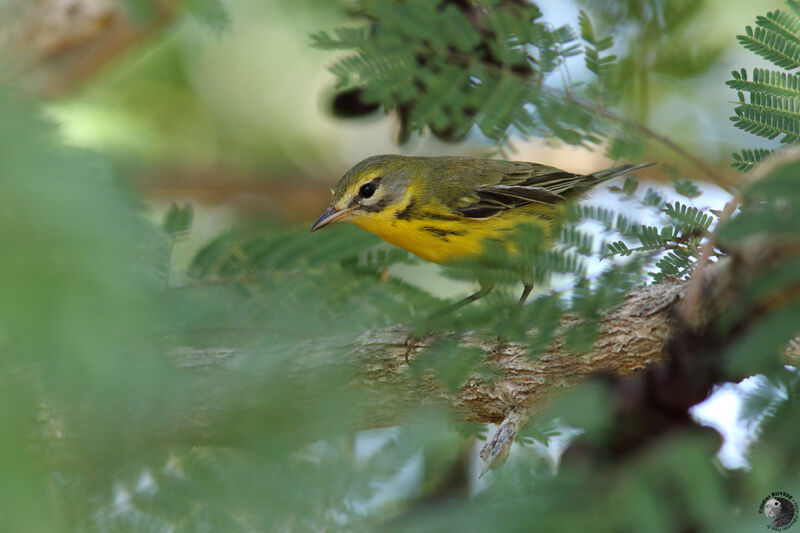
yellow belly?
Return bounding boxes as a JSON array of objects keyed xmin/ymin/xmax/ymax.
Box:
[{"xmin": 350, "ymin": 206, "xmax": 552, "ymax": 264}]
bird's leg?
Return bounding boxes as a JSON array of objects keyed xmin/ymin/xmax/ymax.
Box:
[
  {"xmin": 404, "ymin": 335, "xmax": 419, "ymax": 364},
  {"xmin": 404, "ymin": 284, "xmax": 494, "ymax": 364},
  {"xmin": 518, "ymin": 282, "xmax": 534, "ymax": 305},
  {"xmin": 428, "ymin": 284, "xmax": 493, "ymax": 322},
  {"xmin": 495, "ymin": 282, "xmax": 533, "ymax": 352}
]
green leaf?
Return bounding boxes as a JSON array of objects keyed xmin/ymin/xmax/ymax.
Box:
[
  {"xmin": 312, "ymin": 0, "xmax": 605, "ymax": 146},
  {"xmin": 186, "ymin": 0, "xmax": 230, "ymax": 32},
  {"xmin": 730, "ymin": 91, "xmax": 800, "ymax": 143},
  {"xmin": 662, "ymin": 202, "xmax": 713, "ymax": 231},
  {"xmin": 578, "ymin": 9, "xmax": 618, "ymax": 104},
  {"xmin": 671, "ymin": 178, "xmax": 701, "ymax": 198},
  {"xmin": 737, "ymin": 24, "xmax": 800, "ymax": 70},
  {"xmin": 727, "ymin": 303, "xmax": 800, "ymax": 375},
  {"xmin": 412, "ymin": 339, "xmax": 486, "ymax": 393},
  {"xmin": 525, "ymin": 294, "xmax": 564, "ymax": 356},
  {"xmin": 718, "ymin": 258, "xmax": 800, "ymax": 331},
  {"xmin": 727, "ymin": 68, "xmax": 800, "ymax": 101},
  {"xmin": 162, "ymin": 203, "xmax": 194, "ymax": 240},
  {"xmin": 719, "ymin": 158, "xmax": 800, "ymax": 241},
  {"xmin": 642, "ymin": 188, "xmax": 666, "ymax": 208},
  {"xmin": 651, "ymin": 248, "xmax": 694, "ymax": 281},
  {"xmin": 756, "ymin": 10, "xmax": 800, "ymax": 43},
  {"xmin": 604, "ymin": 240, "xmax": 632, "ymax": 257},
  {"xmin": 731, "ymin": 147, "xmax": 774, "ymax": 171},
  {"xmin": 559, "ymin": 226, "xmax": 594, "ymax": 255},
  {"xmin": 310, "ymin": 27, "xmax": 369, "ymax": 50},
  {"xmin": 474, "ymin": 73, "xmax": 529, "ymax": 140},
  {"xmin": 609, "ymin": 176, "xmax": 639, "ymax": 196}
]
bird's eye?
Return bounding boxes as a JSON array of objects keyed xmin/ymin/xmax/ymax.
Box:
[{"xmin": 359, "ymin": 182, "xmax": 376, "ymax": 198}]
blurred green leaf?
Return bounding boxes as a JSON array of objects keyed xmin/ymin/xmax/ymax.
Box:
[
  {"xmin": 161, "ymin": 203, "xmax": 194, "ymax": 239},
  {"xmin": 186, "ymin": 0, "xmax": 230, "ymax": 32},
  {"xmin": 0, "ymin": 91, "xmax": 176, "ymax": 530}
]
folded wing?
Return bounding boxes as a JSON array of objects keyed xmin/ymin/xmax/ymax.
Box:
[{"xmin": 455, "ymin": 163, "xmax": 652, "ymax": 219}]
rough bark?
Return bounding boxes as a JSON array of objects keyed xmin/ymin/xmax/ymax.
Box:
[
  {"xmin": 153, "ymin": 244, "xmax": 800, "ymax": 472},
  {"xmin": 351, "ymin": 278, "xmax": 686, "ymax": 427}
]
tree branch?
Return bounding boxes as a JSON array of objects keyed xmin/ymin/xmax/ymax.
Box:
[
  {"xmin": 351, "ymin": 278, "xmax": 685, "ymax": 427},
  {"xmin": 1, "ymin": 0, "xmax": 177, "ymax": 97},
  {"xmin": 47, "ymin": 240, "xmax": 800, "ymax": 473},
  {"xmin": 554, "ymin": 90, "xmax": 740, "ymax": 192},
  {"xmin": 176, "ymin": 238, "xmax": 798, "ymax": 447}
]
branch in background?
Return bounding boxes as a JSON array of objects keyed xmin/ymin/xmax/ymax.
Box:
[
  {"xmin": 0, "ymin": 0, "xmax": 177, "ymax": 97},
  {"xmin": 554, "ymin": 89, "xmax": 740, "ymax": 192}
]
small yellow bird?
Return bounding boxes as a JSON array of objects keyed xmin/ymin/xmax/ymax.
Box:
[{"xmin": 312, "ymin": 155, "xmax": 651, "ymax": 304}]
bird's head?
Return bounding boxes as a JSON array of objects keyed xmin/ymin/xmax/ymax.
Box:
[
  {"xmin": 766, "ymin": 499, "xmax": 782, "ymax": 518},
  {"xmin": 310, "ymin": 155, "xmax": 416, "ymax": 231}
]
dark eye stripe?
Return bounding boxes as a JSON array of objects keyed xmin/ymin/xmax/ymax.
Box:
[{"xmin": 359, "ymin": 197, "xmax": 391, "ymax": 213}]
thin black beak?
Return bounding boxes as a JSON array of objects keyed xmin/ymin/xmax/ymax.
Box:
[{"xmin": 310, "ymin": 207, "xmax": 349, "ymax": 232}]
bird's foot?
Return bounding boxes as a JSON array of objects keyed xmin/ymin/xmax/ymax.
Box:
[
  {"xmin": 493, "ymin": 335, "xmax": 508, "ymax": 353},
  {"xmin": 404, "ymin": 334, "xmax": 422, "ymax": 364}
]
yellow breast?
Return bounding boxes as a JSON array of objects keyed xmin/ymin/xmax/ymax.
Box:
[{"xmin": 349, "ymin": 204, "xmax": 553, "ymax": 264}]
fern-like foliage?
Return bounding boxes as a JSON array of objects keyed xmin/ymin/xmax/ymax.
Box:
[
  {"xmin": 161, "ymin": 203, "xmax": 193, "ymax": 240},
  {"xmin": 738, "ymin": 20, "xmax": 800, "ymax": 70},
  {"xmin": 727, "ymin": 3, "xmax": 800, "ymax": 169},
  {"xmin": 728, "ymin": 68, "xmax": 800, "ymax": 99},
  {"xmin": 312, "ymin": 0, "xmax": 621, "ymax": 145},
  {"xmin": 569, "ymin": 187, "xmax": 716, "ymax": 282},
  {"xmin": 672, "ymin": 178, "xmax": 702, "ymax": 198},
  {"xmin": 731, "ymin": 148, "xmax": 775, "ymax": 172},
  {"xmin": 156, "ymin": 203, "xmax": 194, "ymax": 287},
  {"xmin": 578, "ymin": 9, "xmax": 618, "ymax": 105},
  {"xmin": 731, "ymin": 90, "xmax": 800, "ymax": 142},
  {"xmin": 662, "ymin": 202, "xmax": 713, "ymax": 232}
]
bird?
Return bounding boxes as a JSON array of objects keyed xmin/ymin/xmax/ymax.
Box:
[
  {"xmin": 765, "ymin": 497, "xmax": 795, "ymax": 528},
  {"xmin": 311, "ymin": 154, "xmax": 652, "ymax": 307}
]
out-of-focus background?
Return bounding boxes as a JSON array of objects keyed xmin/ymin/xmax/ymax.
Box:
[
  {"xmin": 0, "ymin": 0, "xmax": 795, "ymax": 531},
  {"xmin": 13, "ymin": 0, "xmax": 773, "ymax": 209},
  {"xmin": 9, "ymin": 0, "xmax": 778, "ymax": 291}
]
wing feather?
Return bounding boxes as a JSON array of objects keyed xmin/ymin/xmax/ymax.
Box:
[
  {"xmin": 440, "ymin": 160, "xmax": 652, "ymax": 218},
  {"xmin": 455, "ymin": 167, "xmax": 574, "ymax": 219},
  {"xmin": 444, "ymin": 160, "xmax": 652, "ymax": 220}
]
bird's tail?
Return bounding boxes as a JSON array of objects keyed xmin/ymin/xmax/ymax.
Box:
[{"xmin": 589, "ymin": 162, "xmax": 656, "ymax": 184}]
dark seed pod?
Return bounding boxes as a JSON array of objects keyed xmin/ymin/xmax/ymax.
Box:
[{"xmin": 329, "ymin": 88, "xmax": 381, "ymax": 119}]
